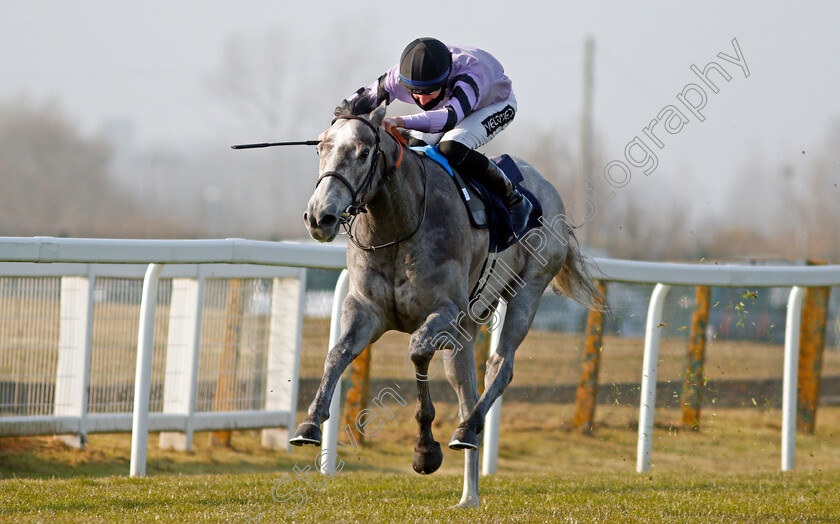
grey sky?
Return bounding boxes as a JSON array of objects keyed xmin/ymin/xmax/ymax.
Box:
[{"xmin": 2, "ymin": 1, "xmax": 838, "ymax": 224}]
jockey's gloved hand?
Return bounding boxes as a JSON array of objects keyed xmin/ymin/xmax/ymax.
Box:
[{"xmin": 382, "ymin": 116, "xmax": 405, "ymax": 133}]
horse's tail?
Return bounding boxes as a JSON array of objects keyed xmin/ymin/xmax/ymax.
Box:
[{"xmin": 550, "ymin": 229, "xmax": 608, "ymax": 313}]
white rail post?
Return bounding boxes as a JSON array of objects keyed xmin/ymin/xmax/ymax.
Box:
[
  {"xmin": 262, "ymin": 270, "xmax": 307, "ymax": 451},
  {"xmin": 782, "ymin": 285, "xmax": 806, "ymax": 471},
  {"xmin": 320, "ymin": 270, "xmax": 350, "ymax": 475},
  {"xmin": 159, "ymin": 274, "xmax": 205, "ymax": 451},
  {"xmin": 130, "ymin": 263, "xmax": 164, "ymax": 477},
  {"xmin": 637, "ymin": 283, "xmax": 671, "ymax": 473},
  {"xmin": 482, "ymin": 300, "xmax": 507, "ymax": 475},
  {"xmin": 53, "ymin": 269, "xmax": 95, "ymax": 448}
]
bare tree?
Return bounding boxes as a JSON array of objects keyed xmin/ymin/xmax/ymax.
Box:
[
  {"xmin": 203, "ymin": 23, "xmax": 385, "ymax": 240},
  {"xmin": 208, "ymin": 31, "xmax": 292, "ymax": 138},
  {"xmin": 703, "ymin": 122, "xmax": 840, "ymax": 261},
  {"xmin": 795, "ymin": 123, "xmax": 840, "ymax": 260},
  {"xmin": 0, "ymin": 99, "xmax": 188, "ymax": 237}
]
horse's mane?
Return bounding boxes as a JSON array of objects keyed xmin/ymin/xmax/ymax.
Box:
[
  {"xmin": 332, "ymin": 97, "xmax": 418, "ymax": 147},
  {"xmin": 333, "ymin": 88, "xmax": 378, "ymax": 119},
  {"xmin": 332, "ymin": 95, "xmax": 418, "ymax": 151}
]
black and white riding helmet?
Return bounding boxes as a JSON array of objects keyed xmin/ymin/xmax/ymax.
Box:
[{"xmin": 398, "ymin": 37, "xmax": 452, "ymax": 94}]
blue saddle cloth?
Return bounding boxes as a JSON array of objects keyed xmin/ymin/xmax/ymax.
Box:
[{"xmin": 411, "ymin": 146, "xmax": 543, "ymax": 252}]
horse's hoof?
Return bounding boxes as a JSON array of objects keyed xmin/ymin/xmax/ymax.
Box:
[
  {"xmin": 289, "ymin": 422, "xmax": 322, "ymax": 446},
  {"xmin": 448, "ymin": 426, "xmax": 479, "ymax": 451},
  {"xmin": 412, "ymin": 441, "xmax": 443, "ymax": 475},
  {"xmin": 450, "ymin": 498, "xmax": 480, "ymax": 509}
]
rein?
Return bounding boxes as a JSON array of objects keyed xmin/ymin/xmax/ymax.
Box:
[{"xmin": 317, "ymin": 115, "xmax": 427, "ymax": 251}]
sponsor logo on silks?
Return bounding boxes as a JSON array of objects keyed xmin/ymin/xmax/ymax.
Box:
[{"xmin": 481, "ymin": 105, "xmax": 515, "ymax": 136}]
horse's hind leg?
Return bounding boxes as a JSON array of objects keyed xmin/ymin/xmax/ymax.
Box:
[
  {"xmin": 407, "ymin": 301, "xmax": 461, "ymax": 475},
  {"xmin": 449, "ymin": 281, "xmax": 548, "ymax": 450},
  {"xmin": 290, "ymin": 294, "xmax": 383, "ymax": 446}
]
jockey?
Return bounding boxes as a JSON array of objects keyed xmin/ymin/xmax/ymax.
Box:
[{"xmin": 334, "ymin": 37, "xmax": 533, "ymax": 240}]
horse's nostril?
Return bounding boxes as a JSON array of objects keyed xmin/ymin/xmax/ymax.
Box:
[
  {"xmin": 320, "ymin": 214, "xmax": 338, "ymax": 229},
  {"xmin": 303, "ymin": 212, "xmax": 308, "ymax": 223}
]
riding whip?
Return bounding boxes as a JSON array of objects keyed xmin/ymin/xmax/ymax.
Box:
[{"xmin": 231, "ymin": 140, "xmax": 319, "ymax": 149}]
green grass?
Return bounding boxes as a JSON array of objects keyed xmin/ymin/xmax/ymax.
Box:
[
  {"xmin": 3, "ymin": 403, "xmax": 840, "ymax": 521},
  {"xmin": 1, "ymin": 470, "xmax": 839, "ymax": 522}
]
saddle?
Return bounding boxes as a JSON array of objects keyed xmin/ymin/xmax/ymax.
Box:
[{"xmin": 410, "ymin": 146, "xmax": 542, "ymax": 252}]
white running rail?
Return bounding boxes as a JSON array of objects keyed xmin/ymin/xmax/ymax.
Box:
[
  {"xmin": 0, "ymin": 238, "xmax": 345, "ymax": 477},
  {"xmin": 586, "ymin": 261, "xmax": 840, "ymax": 474},
  {"xmin": 1, "ymin": 237, "xmax": 839, "ymax": 476}
]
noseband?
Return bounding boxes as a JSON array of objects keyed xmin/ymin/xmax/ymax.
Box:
[{"xmin": 315, "ymin": 115, "xmax": 426, "ymax": 251}]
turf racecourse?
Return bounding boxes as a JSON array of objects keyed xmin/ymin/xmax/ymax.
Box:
[
  {"xmin": 3, "ymin": 404, "xmax": 840, "ymax": 522},
  {"xmin": 2, "ymin": 470, "xmax": 839, "ymax": 522}
]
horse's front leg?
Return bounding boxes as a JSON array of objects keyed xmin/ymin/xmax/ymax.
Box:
[
  {"xmin": 407, "ymin": 300, "xmax": 461, "ymax": 475},
  {"xmin": 442, "ymin": 322, "xmax": 481, "ymax": 508},
  {"xmin": 290, "ymin": 293, "xmax": 384, "ymax": 446}
]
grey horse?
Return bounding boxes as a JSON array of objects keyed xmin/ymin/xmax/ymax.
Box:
[{"xmin": 292, "ymin": 104, "xmax": 602, "ymax": 508}]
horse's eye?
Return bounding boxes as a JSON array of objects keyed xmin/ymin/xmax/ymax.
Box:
[{"xmin": 359, "ymin": 150, "xmax": 370, "ymax": 161}]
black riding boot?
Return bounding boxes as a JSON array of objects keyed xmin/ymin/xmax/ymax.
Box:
[
  {"xmin": 474, "ymin": 159, "xmax": 534, "ymax": 241},
  {"xmin": 439, "ymin": 141, "xmax": 533, "ymax": 242}
]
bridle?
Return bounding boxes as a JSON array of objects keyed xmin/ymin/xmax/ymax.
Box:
[
  {"xmin": 315, "ymin": 115, "xmax": 427, "ymax": 251},
  {"xmin": 316, "ymin": 115, "xmax": 383, "ymax": 219}
]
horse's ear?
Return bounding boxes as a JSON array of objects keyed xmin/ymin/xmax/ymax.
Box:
[{"xmin": 368, "ymin": 103, "xmax": 387, "ymax": 127}]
